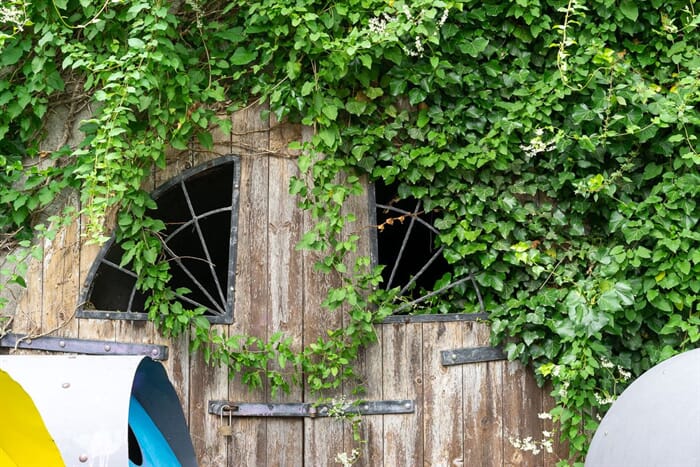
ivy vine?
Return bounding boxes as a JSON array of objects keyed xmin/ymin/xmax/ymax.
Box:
[{"xmin": 1, "ymin": 0, "xmax": 699, "ymax": 463}]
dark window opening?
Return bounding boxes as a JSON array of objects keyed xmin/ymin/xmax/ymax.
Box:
[
  {"xmin": 78, "ymin": 156, "xmax": 241, "ymax": 324},
  {"xmin": 373, "ymin": 179, "xmax": 451, "ymax": 308}
]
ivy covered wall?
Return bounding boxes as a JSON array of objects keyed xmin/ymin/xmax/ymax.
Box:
[{"xmin": 1, "ymin": 0, "xmax": 699, "ymax": 462}]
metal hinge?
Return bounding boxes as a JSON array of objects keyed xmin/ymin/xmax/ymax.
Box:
[
  {"xmin": 208, "ymin": 399, "xmax": 415, "ymax": 418},
  {"xmin": 0, "ymin": 333, "xmax": 168, "ymax": 360},
  {"xmin": 441, "ymin": 346, "xmax": 506, "ymax": 366}
]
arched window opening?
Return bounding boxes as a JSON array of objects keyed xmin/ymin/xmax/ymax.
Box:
[{"xmin": 78, "ymin": 156, "xmax": 240, "ymax": 324}]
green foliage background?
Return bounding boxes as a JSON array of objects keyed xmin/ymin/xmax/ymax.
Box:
[{"xmin": 1, "ymin": 0, "xmax": 699, "ymax": 462}]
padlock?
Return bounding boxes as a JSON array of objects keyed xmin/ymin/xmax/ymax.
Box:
[{"xmin": 218, "ymin": 406, "xmax": 233, "ymax": 437}]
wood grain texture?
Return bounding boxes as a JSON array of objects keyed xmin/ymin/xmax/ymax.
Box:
[
  {"xmin": 225, "ymin": 105, "xmax": 270, "ymax": 467},
  {"xmin": 266, "ymin": 117, "xmax": 304, "ymax": 467},
  {"xmin": 422, "ymin": 321, "xmax": 464, "ymax": 467},
  {"xmin": 463, "ymin": 321, "xmax": 504, "ymax": 466},
  {"xmin": 381, "ymin": 322, "xmax": 424, "ymax": 466},
  {"xmin": 502, "ymin": 358, "xmax": 545, "ymax": 467}
]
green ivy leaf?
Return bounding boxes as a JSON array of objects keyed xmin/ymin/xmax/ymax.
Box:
[
  {"xmin": 230, "ymin": 47, "xmax": 257, "ymax": 65},
  {"xmin": 619, "ymin": 0, "xmax": 639, "ymax": 21}
]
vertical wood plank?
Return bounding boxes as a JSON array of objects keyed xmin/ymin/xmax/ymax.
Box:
[
  {"xmin": 502, "ymin": 359, "xmax": 545, "ymax": 467},
  {"xmin": 266, "ymin": 119, "xmax": 304, "ymax": 467},
  {"xmin": 381, "ymin": 322, "xmax": 424, "ymax": 466},
  {"xmin": 76, "ymin": 210, "xmax": 117, "ymax": 344},
  {"xmin": 188, "ymin": 350, "xmax": 229, "ymax": 467},
  {"xmin": 543, "ymin": 385, "xmax": 569, "ymax": 467},
  {"xmin": 462, "ymin": 321, "xmax": 504, "ymax": 466},
  {"xmin": 225, "ymin": 105, "xmax": 269, "ymax": 467},
  {"xmin": 349, "ymin": 332, "xmax": 384, "ymax": 467},
  {"xmin": 422, "ymin": 321, "xmax": 464, "ymax": 467},
  {"xmin": 187, "ymin": 117, "xmax": 234, "ymax": 467},
  {"xmin": 12, "ymin": 248, "xmax": 43, "ymax": 342},
  {"xmin": 41, "ymin": 231, "xmax": 63, "ymax": 333},
  {"xmin": 340, "ymin": 175, "xmax": 383, "ymax": 467},
  {"xmin": 302, "ymin": 244, "xmax": 345, "ymax": 465},
  {"xmin": 57, "ymin": 202, "xmax": 81, "ymax": 341}
]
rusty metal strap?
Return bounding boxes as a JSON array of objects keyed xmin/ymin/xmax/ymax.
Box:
[
  {"xmin": 441, "ymin": 346, "xmax": 506, "ymax": 366},
  {"xmin": 208, "ymin": 400, "xmax": 415, "ymax": 418},
  {"xmin": 0, "ymin": 333, "xmax": 168, "ymax": 360}
]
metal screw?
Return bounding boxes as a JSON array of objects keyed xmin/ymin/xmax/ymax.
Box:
[
  {"xmin": 151, "ymin": 348, "xmax": 159, "ymax": 357},
  {"xmin": 451, "ymin": 353, "xmax": 457, "ymax": 360},
  {"xmin": 362, "ymin": 404, "xmax": 369, "ymax": 411},
  {"xmin": 25, "ymin": 339, "xmax": 32, "ymax": 345},
  {"xmin": 61, "ymin": 382, "xmax": 70, "ymax": 389},
  {"xmin": 59, "ymin": 340, "xmax": 66, "ymax": 348},
  {"xmin": 104, "ymin": 344, "xmax": 111, "ymax": 352},
  {"xmin": 404, "ymin": 402, "xmax": 412, "ymax": 409},
  {"xmin": 79, "ymin": 454, "xmax": 88, "ymax": 463}
]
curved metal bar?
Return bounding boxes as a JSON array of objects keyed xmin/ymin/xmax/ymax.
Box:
[
  {"xmin": 181, "ymin": 180, "xmax": 228, "ymax": 308},
  {"xmin": 397, "ymin": 245, "xmax": 444, "ymax": 297},
  {"xmin": 375, "ymin": 203, "xmax": 440, "ymax": 235},
  {"xmin": 160, "ymin": 241, "xmax": 226, "ymax": 314},
  {"xmin": 386, "ymin": 200, "xmax": 420, "ymax": 290},
  {"xmin": 163, "ymin": 206, "xmax": 231, "ymax": 243},
  {"xmin": 393, "ymin": 274, "xmax": 474, "ymax": 314}
]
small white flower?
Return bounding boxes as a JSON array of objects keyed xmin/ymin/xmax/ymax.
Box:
[
  {"xmin": 438, "ymin": 9, "xmax": 449, "ymax": 26},
  {"xmin": 538, "ymin": 412, "xmax": 553, "ymax": 420},
  {"xmin": 617, "ymin": 366, "xmax": 632, "ymax": 380},
  {"xmin": 415, "ymin": 36, "xmax": 424, "ymax": 54},
  {"xmin": 600, "ymin": 357, "xmax": 615, "ymax": 369}
]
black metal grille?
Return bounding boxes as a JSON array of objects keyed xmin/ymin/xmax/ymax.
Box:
[
  {"xmin": 78, "ymin": 156, "xmax": 241, "ymax": 324},
  {"xmin": 371, "ymin": 179, "xmax": 485, "ymax": 315}
]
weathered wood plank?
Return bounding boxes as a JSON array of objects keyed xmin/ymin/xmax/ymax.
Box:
[
  {"xmin": 462, "ymin": 321, "xmax": 504, "ymax": 466},
  {"xmin": 381, "ymin": 322, "xmax": 423, "ymax": 466},
  {"xmin": 189, "ymin": 349, "xmax": 229, "ymax": 467},
  {"xmin": 266, "ymin": 118, "xmax": 304, "ymax": 467},
  {"xmin": 341, "ymin": 176, "xmax": 383, "ymax": 467},
  {"xmin": 225, "ymin": 105, "xmax": 270, "ymax": 467},
  {"xmin": 543, "ymin": 385, "xmax": 569, "ymax": 466},
  {"xmin": 76, "ymin": 212, "xmax": 117, "ymax": 344},
  {"xmin": 13, "ymin": 246, "xmax": 43, "ymax": 340},
  {"xmin": 502, "ymin": 358, "xmax": 545, "ymax": 467},
  {"xmin": 57, "ymin": 207, "xmax": 81, "ymax": 340},
  {"xmin": 423, "ymin": 321, "xmax": 464, "ymax": 466},
  {"xmin": 301, "ymin": 148, "xmax": 345, "ymax": 465},
  {"xmin": 187, "ymin": 117, "xmax": 236, "ymax": 467}
]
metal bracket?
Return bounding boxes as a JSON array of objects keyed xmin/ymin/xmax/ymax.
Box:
[
  {"xmin": 0, "ymin": 333, "xmax": 168, "ymax": 361},
  {"xmin": 441, "ymin": 346, "xmax": 506, "ymax": 366},
  {"xmin": 208, "ymin": 400, "xmax": 415, "ymax": 418}
]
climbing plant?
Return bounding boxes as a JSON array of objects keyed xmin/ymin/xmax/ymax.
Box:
[{"xmin": 1, "ymin": 0, "xmax": 699, "ymax": 463}]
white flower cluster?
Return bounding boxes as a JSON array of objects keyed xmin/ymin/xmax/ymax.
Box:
[
  {"xmin": 368, "ymin": 13, "xmax": 395, "ymax": 35},
  {"xmin": 368, "ymin": 6, "xmax": 450, "ymax": 58},
  {"xmin": 0, "ymin": 4, "xmax": 26, "ymax": 31},
  {"xmin": 508, "ymin": 433, "xmax": 554, "ymax": 455},
  {"xmin": 438, "ymin": 8, "xmax": 449, "ymax": 27},
  {"xmin": 335, "ymin": 449, "xmax": 360, "ymax": 467},
  {"xmin": 520, "ymin": 128, "xmax": 556, "ymax": 159},
  {"xmin": 600, "ymin": 357, "xmax": 632, "ymax": 380},
  {"xmin": 594, "ymin": 392, "xmax": 616, "ymax": 405}
]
